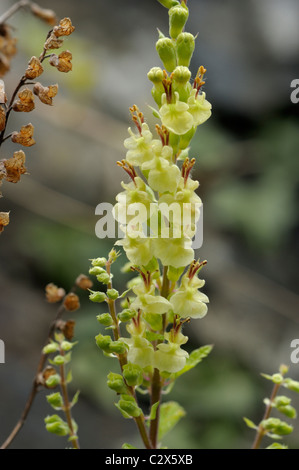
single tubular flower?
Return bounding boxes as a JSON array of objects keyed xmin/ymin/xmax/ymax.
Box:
[
  {"xmin": 154, "ymin": 331, "xmax": 189, "ymax": 373},
  {"xmin": 113, "ymin": 176, "xmax": 156, "ymax": 225},
  {"xmin": 159, "ymin": 91, "xmax": 194, "ymax": 135},
  {"xmin": 187, "ymin": 89, "xmax": 212, "ymax": 127},
  {"xmin": 115, "ymin": 232, "xmax": 153, "ymax": 267},
  {"xmin": 170, "ymin": 269, "xmax": 209, "ymax": 319},
  {"xmin": 122, "ymin": 320, "xmax": 155, "ymax": 368},
  {"xmin": 153, "ymin": 235, "xmax": 194, "ymax": 268},
  {"xmin": 124, "ymin": 122, "xmax": 154, "ymax": 166},
  {"xmin": 142, "ymin": 143, "xmax": 181, "ymax": 193},
  {"xmin": 130, "ymin": 284, "xmax": 172, "ymax": 315}
]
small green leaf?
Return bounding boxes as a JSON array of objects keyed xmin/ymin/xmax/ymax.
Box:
[
  {"xmin": 66, "ymin": 369, "xmax": 73, "ymax": 384},
  {"xmin": 149, "ymin": 401, "xmax": 160, "ymax": 421},
  {"xmin": 71, "ymin": 390, "xmax": 80, "ymax": 408},
  {"xmin": 266, "ymin": 443, "xmax": 288, "ymax": 449},
  {"xmin": 173, "ymin": 345, "xmax": 213, "ymax": 378},
  {"xmin": 145, "ymin": 331, "xmax": 165, "ymax": 342},
  {"xmin": 115, "ymin": 402, "xmax": 132, "ymax": 419},
  {"xmin": 243, "ymin": 417, "xmax": 257, "ymax": 430},
  {"xmin": 122, "ymin": 443, "xmax": 137, "ymax": 449},
  {"xmin": 158, "ymin": 401, "xmax": 186, "ymax": 440},
  {"xmin": 119, "ymin": 288, "xmax": 132, "ymax": 299},
  {"xmin": 148, "ymin": 105, "xmax": 160, "ymax": 119}
]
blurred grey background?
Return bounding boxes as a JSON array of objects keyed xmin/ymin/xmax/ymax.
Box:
[{"xmin": 0, "ymin": 0, "xmax": 299, "ymax": 449}]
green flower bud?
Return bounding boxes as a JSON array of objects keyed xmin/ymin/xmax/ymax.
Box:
[
  {"xmin": 172, "ymin": 65, "xmax": 191, "ymax": 85},
  {"xmin": 277, "ymin": 405, "xmax": 297, "ymax": 419},
  {"xmin": 97, "ymin": 313, "xmax": 114, "ymax": 326},
  {"xmin": 176, "ymin": 32, "xmax": 195, "ymax": 67},
  {"xmin": 284, "ymin": 378, "xmax": 299, "ymax": 393},
  {"xmin": 45, "ymin": 415, "xmax": 69, "ymax": 436},
  {"xmin": 118, "ymin": 395, "xmax": 142, "ymax": 418},
  {"xmin": 272, "ymin": 373, "xmax": 284, "ymax": 384},
  {"xmin": 274, "ymin": 396, "xmax": 291, "ymax": 407},
  {"xmin": 156, "ymin": 37, "xmax": 177, "ymax": 72},
  {"xmin": 279, "ymin": 364, "xmax": 289, "ymax": 375},
  {"xmin": 148, "ymin": 66, "xmax": 164, "ymax": 84},
  {"xmin": 107, "ymin": 288, "xmax": 119, "ymax": 300},
  {"xmin": 118, "ymin": 309, "xmax": 136, "ymax": 322},
  {"xmin": 89, "ymin": 266, "xmax": 106, "ymax": 276},
  {"xmin": 52, "ymin": 355, "xmax": 65, "ymax": 365},
  {"xmin": 89, "ymin": 290, "xmax": 107, "ymax": 303},
  {"xmin": 109, "ymin": 339, "xmax": 127, "ymax": 355},
  {"xmin": 108, "ymin": 248, "xmax": 119, "ymax": 262},
  {"xmin": 158, "ymin": 0, "xmax": 180, "ymax": 8},
  {"xmin": 169, "ymin": 4, "xmax": 189, "ymax": 40},
  {"xmin": 90, "ymin": 257, "xmax": 107, "ymax": 267},
  {"xmin": 60, "ymin": 341, "xmax": 76, "ymax": 352},
  {"xmin": 95, "ymin": 333, "xmax": 112, "ymax": 352},
  {"xmin": 96, "ymin": 272, "xmax": 111, "ymax": 285},
  {"xmin": 123, "ymin": 363, "xmax": 143, "ymax": 386},
  {"xmin": 45, "ymin": 374, "xmax": 61, "ymax": 389},
  {"xmin": 266, "ymin": 443, "xmax": 288, "ymax": 449},
  {"xmin": 46, "ymin": 392, "xmax": 63, "ymax": 409},
  {"xmin": 261, "ymin": 418, "xmax": 293, "ymax": 435},
  {"xmin": 107, "ymin": 372, "xmax": 127, "ymax": 393},
  {"xmin": 43, "ymin": 342, "xmax": 59, "ymax": 354}
]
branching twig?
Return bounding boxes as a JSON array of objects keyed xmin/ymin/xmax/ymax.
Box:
[{"xmin": 0, "ymin": 283, "xmax": 77, "ymax": 450}]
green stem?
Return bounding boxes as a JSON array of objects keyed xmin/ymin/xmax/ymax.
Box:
[
  {"xmin": 251, "ymin": 382, "xmax": 281, "ymax": 449},
  {"xmin": 149, "ymin": 266, "xmax": 169, "ymax": 448},
  {"xmin": 59, "ymin": 349, "xmax": 80, "ymax": 449}
]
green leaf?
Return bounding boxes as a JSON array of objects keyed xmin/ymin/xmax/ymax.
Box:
[
  {"xmin": 122, "ymin": 443, "xmax": 137, "ymax": 449},
  {"xmin": 149, "ymin": 401, "xmax": 160, "ymax": 421},
  {"xmin": 243, "ymin": 417, "xmax": 257, "ymax": 430},
  {"xmin": 115, "ymin": 402, "xmax": 132, "ymax": 419},
  {"xmin": 147, "ymin": 105, "xmax": 160, "ymax": 119},
  {"xmin": 71, "ymin": 390, "xmax": 80, "ymax": 408},
  {"xmin": 66, "ymin": 369, "xmax": 73, "ymax": 384},
  {"xmin": 158, "ymin": 401, "xmax": 186, "ymax": 440},
  {"xmin": 266, "ymin": 443, "xmax": 288, "ymax": 449},
  {"xmin": 145, "ymin": 331, "xmax": 165, "ymax": 342},
  {"xmin": 173, "ymin": 345, "xmax": 213, "ymax": 378},
  {"xmin": 119, "ymin": 288, "xmax": 132, "ymax": 299}
]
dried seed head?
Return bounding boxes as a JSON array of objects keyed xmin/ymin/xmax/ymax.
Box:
[
  {"xmin": 0, "ymin": 212, "xmax": 9, "ymax": 233},
  {"xmin": 0, "ymin": 24, "xmax": 17, "ymax": 77},
  {"xmin": 11, "ymin": 123, "xmax": 35, "ymax": 147},
  {"xmin": 12, "ymin": 88, "xmax": 35, "ymax": 112},
  {"xmin": 75, "ymin": 274, "xmax": 93, "ymax": 290},
  {"xmin": 0, "ymin": 106, "xmax": 5, "ymax": 131},
  {"xmin": 30, "ymin": 3, "xmax": 57, "ymax": 26},
  {"xmin": 49, "ymin": 50, "xmax": 72, "ymax": 73},
  {"xmin": 33, "ymin": 82, "xmax": 58, "ymax": 106},
  {"xmin": 25, "ymin": 56, "xmax": 43, "ymax": 80},
  {"xmin": 45, "ymin": 283, "xmax": 66, "ymax": 303},
  {"xmin": 0, "ymin": 80, "xmax": 6, "ymax": 104},
  {"xmin": 44, "ymin": 32, "xmax": 64, "ymax": 51},
  {"xmin": 4, "ymin": 150, "xmax": 27, "ymax": 183},
  {"xmin": 61, "ymin": 320, "xmax": 76, "ymax": 341},
  {"xmin": 63, "ymin": 293, "xmax": 80, "ymax": 312},
  {"xmin": 53, "ymin": 18, "xmax": 75, "ymax": 37}
]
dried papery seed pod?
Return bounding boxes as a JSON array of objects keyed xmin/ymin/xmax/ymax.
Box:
[
  {"xmin": 4, "ymin": 150, "xmax": 27, "ymax": 183},
  {"xmin": 33, "ymin": 82, "xmax": 58, "ymax": 106},
  {"xmin": 12, "ymin": 88, "xmax": 35, "ymax": 112},
  {"xmin": 0, "ymin": 211, "xmax": 9, "ymax": 233},
  {"xmin": 30, "ymin": 3, "xmax": 57, "ymax": 26},
  {"xmin": 75, "ymin": 274, "xmax": 93, "ymax": 290},
  {"xmin": 53, "ymin": 18, "xmax": 75, "ymax": 37},
  {"xmin": 25, "ymin": 56, "xmax": 43, "ymax": 80},
  {"xmin": 58, "ymin": 320, "xmax": 76, "ymax": 341},
  {"xmin": 11, "ymin": 123, "xmax": 35, "ymax": 147},
  {"xmin": 49, "ymin": 50, "xmax": 72, "ymax": 73},
  {"xmin": 0, "ymin": 24, "xmax": 17, "ymax": 77},
  {"xmin": 63, "ymin": 293, "xmax": 80, "ymax": 312},
  {"xmin": 0, "ymin": 106, "xmax": 6, "ymax": 131},
  {"xmin": 45, "ymin": 283, "xmax": 66, "ymax": 303},
  {"xmin": 0, "ymin": 79, "xmax": 7, "ymax": 104},
  {"xmin": 44, "ymin": 32, "xmax": 64, "ymax": 51}
]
